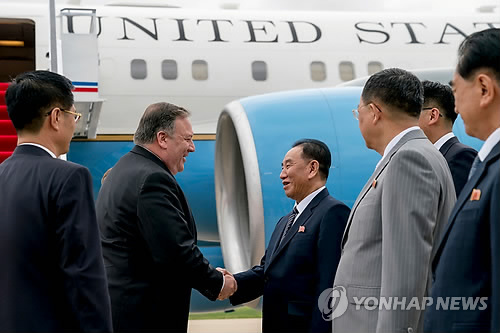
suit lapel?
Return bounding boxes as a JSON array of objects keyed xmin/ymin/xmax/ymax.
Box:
[
  {"xmin": 272, "ymin": 205, "xmax": 313, "ymax": 256},
  {"xmin": 265, "ymin": 188, "xmax": 329, "ymax": 272},
  {"xmin": 341, "ymin": 129, "xmax": 426, "ymax": 247},
  {"xmin": 341, "ymin": 159, "xmax": 390, "ymax": 247},
  {"xmin": 177, "ymin": 185, "xmax": 197, "ymax": 238},
  {"xmin": 267, "ymin": 214, "xmax": 290, "ymax": 261},
  {"xmin": 434, "ymin": 141, "xmax": 500, "ymax": 257}
]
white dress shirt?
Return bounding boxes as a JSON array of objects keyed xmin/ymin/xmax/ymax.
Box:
[
  {"xmin": 478, "ymin": 127, "xmax": 500, "ymax": 162},
  {"xmin": 434, "ymin": 132, "xmax": 456, "ymax": 151},
  {"xmin": 291, "ymin": 185, "xmax": 326, "ymax": 225}
]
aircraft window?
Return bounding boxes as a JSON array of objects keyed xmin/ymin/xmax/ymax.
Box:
[
  {"xmin": 339, "ymin": 61, "xmax": 355, "ymax": 81},
  {"xmin": 368, "ymin": 61, "xmax": 384, "ymax": 75},
  {"xmin": 192, "ymin": 60, "xmax": 208, "ymax": 80},
  {"xmin": 162, "ymin": 60, "xmax": 178, "ymax": 80},
  {"xmin": 131, "ymin": 59, "xmax": 147, "ymax": 80},
  {"xmin": 252, "ymin": 61, "xmax": 267, "ymax": 81},
  {"xmin": 310, "ymin": 61, "xmax": 326, "ymax": 81}
]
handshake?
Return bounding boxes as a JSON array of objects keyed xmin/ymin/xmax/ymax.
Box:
[{"xmin": 216, "ymin": 267, "xmax": 237, "ymax": 300}]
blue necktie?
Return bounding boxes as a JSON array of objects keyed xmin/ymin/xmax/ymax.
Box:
[
  {"xmin": 278, "ymin": 207, "xmax": 298, "ymax": 247},
  {"xmin": 468, "ymin": 156, "xmax": 482, "ymax": 181}
]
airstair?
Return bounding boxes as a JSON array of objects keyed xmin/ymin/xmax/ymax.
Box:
[
  {"xmin": 59, "ymin": 8, "xmax": 103, "ymax": 139},
  {"xmin": 0, "ymin": 7, "xmax": 103, "ymax": 164},
  {"xmin": 0, "ymin": 82, "xmax": 16, "ymax": 163}
]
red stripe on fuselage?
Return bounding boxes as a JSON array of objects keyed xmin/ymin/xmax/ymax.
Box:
[{"xmin": 73, "ymin": 87, "xmax": 98, "ymax": 92}]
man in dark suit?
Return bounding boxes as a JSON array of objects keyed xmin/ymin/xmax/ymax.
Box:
[
  {"xmin": 419, "ymin": 80, "xmax": 477, "ymax": 196},
  {"xmin": 226, "ymin": 139, "xmax": 350, "ymax": 333},
  {"xmin": 96, "ymin": 102, "xmax": 236, "ymax": 333},
  {"xmin": 0, "ymin": 71, "xmax": 112, "ymax": 332},
  {"xmin": 424, "ymin": 28, "xmax": 500, "ymax": 332}
]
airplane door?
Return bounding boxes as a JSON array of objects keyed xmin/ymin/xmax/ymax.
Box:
[{"xmin": 0, "ymin": 18, "xmax": 36, "ymax": 82}]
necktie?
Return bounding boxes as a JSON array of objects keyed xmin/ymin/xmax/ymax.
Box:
[
  {"xmin": 278, "ymin": 207, "xmax": 299, "ymax": 247},
  {"xmin": 468, "ymin": 156, "xmax": 482, "ymax": 181}
]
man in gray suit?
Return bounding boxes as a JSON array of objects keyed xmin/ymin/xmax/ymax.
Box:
[{"xmin": 333, "ymin": 68, "xmax": 456, "ymax": 333}]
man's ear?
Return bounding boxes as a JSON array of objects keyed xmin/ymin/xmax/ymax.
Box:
[
  {"xmin": 428, "ymin": 108, "xmax": 441, "ymax": 125},
  {"xmin": 308, "ymin": 160, "xmax": 320, "ymax": 179},
  {"xmin": 371, "ymin": 104, "xmax": 381, "ymax": 125},
  {"xmin": 48, "ymin": 107, "xmax": 60, "ymax": 131},
  {"xmin": 478, "ymin": 73, "xmax": 496, "ymax": 109},
  {"xmin": 157, "ymin": 131, "xmax": 169, "ymax": 149}
]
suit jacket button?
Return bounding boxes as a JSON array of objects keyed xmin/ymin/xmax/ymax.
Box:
[
  {"xmin": 407, "ymin": 327, "xmax": 413, "ymax": 333},
  {"xmin": 264, "ymin": 277, "xmax": 268, "ymax": 283}
]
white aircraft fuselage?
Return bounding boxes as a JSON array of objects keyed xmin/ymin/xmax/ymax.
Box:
[{"xmin": 2, "ymin": 3, "xmax": 499, "ymax": 133}]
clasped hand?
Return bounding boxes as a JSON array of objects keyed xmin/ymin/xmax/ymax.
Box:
[{"xmin": 216, "ymin": 267, "xmax": 237, "ymax": 300}]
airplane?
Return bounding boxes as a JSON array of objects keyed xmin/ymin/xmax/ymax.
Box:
[
  {"xmin": 1, "ymin": 1, "xmax": 499, "ymax": 135},
  {"xmin": 0, "ymin": 1, "xmax": 495, "ymax": 312}
]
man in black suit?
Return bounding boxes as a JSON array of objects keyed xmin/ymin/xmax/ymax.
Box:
[
  {"xmin": 96, "ymin": 102, "xmax": 236, "ymax": 333},
  {"xmin": 226, "ymin": 139, "xmax": 350, "ymax": 333},
  {"xmin": 419, "ymin": 80, "xmax": 477, "ymax": 196},
  {"xmin": 0, "ymin": 71, "xmax": 112, "ymax": 332},
  {"xmin": 424, "ymin": 28, "xmax": 500, "ymax": 332}
]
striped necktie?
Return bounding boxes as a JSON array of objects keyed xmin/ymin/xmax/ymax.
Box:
[
  {"xmin": 278, "ymin": 207, "xmax": 299, "ymax": 247},
  {"xmin": 468, "ymin": 156, "xmax": 482, "ymax": 181}
]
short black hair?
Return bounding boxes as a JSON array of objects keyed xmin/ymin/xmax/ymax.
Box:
[
  {"xmin": 362, "ymin": 68, "xmax": 423, "ymax": 118},
  {"xmin": 5, "ymin": 70, "xmax": 74, "ymax": 133},
  {"xmin": 134, "ymin": 102, "xmax": 190, "ymax": 144},
  {"xmin": 457, "ymin": 28, "xmax": 500, "ymax": 82},
  {"xmin": 422, "ymin": 80, "xmax": 456, "ymax": 123},
  {"xmin": 292, "ymin": 139, "xmax": 331, "ymax": 180}
]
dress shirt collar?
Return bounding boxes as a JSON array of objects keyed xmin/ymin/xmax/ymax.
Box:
[
  {"xmin": 376, "ymin": 126, "xmax": 420, "ymax": 170},
  {"xmin": 434, "ymin": 132, "xmax": 455, "ymax": 151},
  {"xmin": 19, "ymin": 143, "xmax": 56, "ymax": 158},
  {"xmin": 478, "ymin": 127, "xmax": 500, "ymax": 162},
  {"xmin": 294, "ymin": 186, "xmax": 325, "ymax": 218},
  {"xmin": 138, "ymin": 145, "xmax": 164, "ymax": 163}
]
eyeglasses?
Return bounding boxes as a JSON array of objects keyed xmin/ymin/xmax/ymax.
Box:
[
  {"xmin": 352, "ymin": 109, "xmax": 359, "ymax": 120},
  {"xmin": 352, "ymin": 104, "xmax": 367, "ymax": 120},
  {"xmin": 352, "ymin": 103, "xmax": 383, "ymax": 120},
  {"xmin": 61, "ymin": 108, "xmax": 82, "ymax": 122},
  {"xmin": 46, "ymin": 107, "xmax": 82, "ymax": 123},
  {"xmin": 422, "ymin": 107, "xmax": 443, "ymax": 117}
]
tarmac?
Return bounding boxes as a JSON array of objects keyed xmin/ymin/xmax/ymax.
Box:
[{"xmin": 188, "ymin": 318, "xmax": 262, "ymax": 333}]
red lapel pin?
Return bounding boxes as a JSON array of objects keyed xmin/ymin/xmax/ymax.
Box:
[{"xmin": 470, "ymin": 189, "xmax": 481, "ymax": 201}]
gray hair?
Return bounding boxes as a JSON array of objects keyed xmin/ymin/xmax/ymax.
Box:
[{"xmin": 133, "ymin": 102, "xmax": 190, "ymax": 144}]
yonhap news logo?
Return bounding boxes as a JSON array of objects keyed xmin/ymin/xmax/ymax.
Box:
[
  {"xmin": 350, "ymin": 296, "xmax": 488, "ymax": 311},
  {"xmin": 318, "ymin": 286, "xmax": 348, "ymax": 321},
  {"xmin": 318, "ymin": 285, "xmax": 488, "ymax": 321}
]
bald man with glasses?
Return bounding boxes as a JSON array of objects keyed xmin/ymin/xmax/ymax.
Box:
[{"xmin": 0, "ymin": 70, "xmax": 112, "ymax": 332}]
